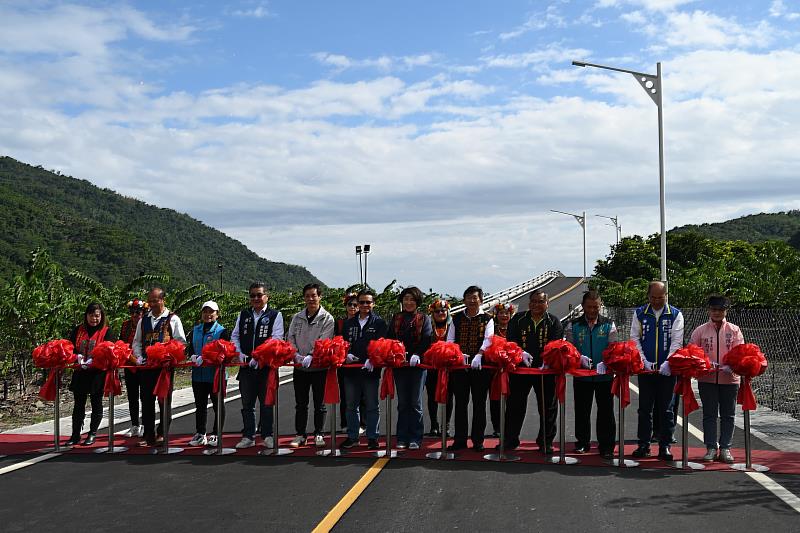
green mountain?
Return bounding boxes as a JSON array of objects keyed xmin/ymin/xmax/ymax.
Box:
[
  {"xmin": 0, "ymin": 156, "xmax": 322, "ymax": 290},
  {"xmin": 671, "ymin": 210, "xmax": 800, "ymax": 248}
]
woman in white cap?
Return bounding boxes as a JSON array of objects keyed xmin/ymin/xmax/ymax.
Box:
[{"xmin": 186, "ymin": 301, "xmax": 230, "ymax": 447}]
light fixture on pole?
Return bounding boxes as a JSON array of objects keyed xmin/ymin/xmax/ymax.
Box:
[
  {"xmin": 572, "ymin": 59, "xmax": 667, "ymax": 287},
  {"xmin": 551, "ymin": 210, "xmax": 587, "ymax": 281},
  {"xmin": 355, "ymin": 246, "xmax": 363, "ymax": 286},
  {"xmin": 217, "ymin": 263, "xmax": 224, "ymax": 293},
  {"xmin": 596, "ymin": 215, "xmax": 621, "ymax": 248},
  {"xmin": 363, "ymin": 244, "xmax": 371, "ymax": 288}
]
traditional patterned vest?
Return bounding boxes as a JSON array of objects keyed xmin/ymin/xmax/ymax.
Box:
[
  {"xmin": 452, "ymin": 311, "xmax": 491, "ymax": 358},
  {"xmin": 74, "ymin": 325, "xmax": 109, "ymax": 356},
  {"xmin": 432, "ymin": 321, "xmax": 450, "ymax": 342},
  {"xmin": 119, "ymin": 317, "xmax": 140, "ymax": 346},
  {"xmin": 237, "ymin": 307, "xmax": 278, "ymax": 356},
  {"xmin": 141, "ymin": 312, "xmax": 174, "ymax": 359}
]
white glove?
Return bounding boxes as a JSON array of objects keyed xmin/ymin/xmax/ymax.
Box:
[
  {"xmin": 540, "ymin": 363, "xmax": 550, "ymax": 370},
  {"xmin": 76, "ymin": 354, "xmax": 85, "ymax": 366},
  {"xmin": 471, "ymin": 354, "xmax": 482, "ymax": 370},
  {"xmin": 136, "ymin": 356, "xmax": 144, "ymax": 366},
  {"xmin": 659, "ymin": 360, "xmax": 671, "ymax": 376},
  {"xmin": 580, "ymin": 355, "xmax": 591, "ymax": 369},
  {"xmin": 720, "ymin": 365, "xmax": 733, "ymax": 374},
  {"xmin": 363, "ymin": 359, "xmax": 374, "ymax": 372},
  {"xmin": 596, "ymin": 362, "xmax": 607, "ymax": 375},
  {"xmin": 81, "ymin": 358, "xmax": 92, "ymax": 370},
  {"xmin": 302, "ymin": 355, "xmax": 312, "ymax": 368},
  {"xmin": 238, "ymin": 354, "xmax": 247, "ymax": 364},
  {"xmin": 189, "ymin": 354, "xmax": 198, "ymax": 365},
  {"xmin": 521, "ymin": 352, "xmax": 533, "ymax": 367},
  {"xmin": 248, "ymin": 358, "xmax": 259, "ymax": 369},
  {"xmin": 643, "ymin": 359, "xmax": 656, "ymax": 372},
  {"xmin": 195, "ymin": 355, "xmax": 203, "ymax": 367},
  {"xmin": 294, "ymin": 353, "xmax": 304, "ymax": 364},
  {"xmin": 463, "ymin": 354, "xmax": 470, "ymax": 366},
  {"xmin": 346, "ymin": 353, "xmax": 359, "ymax": 363},
  {"xmin": 409, "ymin": 354, "xmax": 420, "ymax": 367}
]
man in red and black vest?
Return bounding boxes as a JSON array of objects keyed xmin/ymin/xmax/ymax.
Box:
[
  {"xmin": 231, "ymin": 282, "xmax": 284, "ymax": 449},
  {"xmin": 132, "ymin": 287, "xmax": 186, "ymax": 447},
  {"xmin": 120, "ymin": 298, "xmax": 147, "ymax": 438},
  {"xmin": 445, "ymin": 286, "xmax": 493, "ymax": 451}
]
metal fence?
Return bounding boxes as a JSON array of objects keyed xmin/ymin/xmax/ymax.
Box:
[{"xmin": 603, "ymin": 307, "xmax": 800, "ymax": 420}]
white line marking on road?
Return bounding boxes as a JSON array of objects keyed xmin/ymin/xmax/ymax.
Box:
[
  {"xmin": 0, "ymin": 453, "xmax": 61, "ymax": 475},
  {"xmin": 629, "ymin": 381, "xmax": 800, "ymax": 514}
]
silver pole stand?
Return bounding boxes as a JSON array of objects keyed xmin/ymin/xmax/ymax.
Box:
[
  {"xmin": 550, "ymin": 394, "xmax": 579, "ymax": 465},
  {"xmin": 261, "ymin": 369, "xmax": 293, "ymax": 456},
  {"xmin": 484, "ymin": 390, "xmax": 520, "ymax": 462},
  {"xmin": 154, "ymin": 369, "xmax": 183, "ymax": 455},
  {"xmin": 669, "ymin": 391, "xmax": 703, "ymax": 470},
  {"xmin": 204, "ymin": 365, "xmax": 235, "ymax": 455},
  {"xmin": 318, "ymin": 401, "xmax": 342, "ymax": 457},
  {"xmin": 427, "ymin": 401, "xmax": 454, "ymax": 459},
  {"xmin": 610, "ymin": 375, "xmax": 638, "ymax": 467},
  {"xmin": 732, "ymin": 409, "xmax": 769, "ymax": 472},
  {"xmin": 375, "ymin": 393, "xmax": 398, "ymax": 458},
  {"xmin": 96, "ymin": 387, "xmax": 127, "ymax": 454},
  {"xmin": 40, "ymin": 368, "xmax": 65, "ymax": 453}
]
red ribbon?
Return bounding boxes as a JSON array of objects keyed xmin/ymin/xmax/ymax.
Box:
[
  {"xmin": 265, "ymin": 367, "xmax": 278, "ymax": 406},
  {"xmin": 737, "ymin": 376, "xmax": 757, "ymax": 411},
  {"xmin": 611, "ymin": 374, "xmax": 631, "ymax": 408},
  {"xmin": 324, "ymin": 368, "xmax": 340, "ymax": 404},
  {"xmin": 103, "ymin": 370, "xmax": 122, "ymax": 397},
  {"xmin": 153, "ymin": 367, "xmax": 172, "ymax": 401},
  {"xmin": 38, "ymin": 369, "xmax": 58, "ymax": 401},
  {"xmin": 674, "ymin": 376, "xmax": 699, "ymax": 415},
  {"xmin": 435, "ymin": 369, "xmax": 449, "ymax": 404},
  {"xmin": 489, "ymin": 370, "xmax": 510, "ymax": 401},
  {"xmin": 380, "ymin": 367, "xmax": 395, "ymax": 400}
]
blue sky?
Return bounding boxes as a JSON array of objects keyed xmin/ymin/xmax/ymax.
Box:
[{"xmin": 2, "ymin": 1, "xmax": 800, "ymax": 295}]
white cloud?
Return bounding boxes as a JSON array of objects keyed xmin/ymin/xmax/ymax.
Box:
[
  {"xmin": 662, "ymin": 10, "xmax": 775, "ymax": 49},
  {"xmin": 230, "ymin": 1, "xmax": 273, "ymax": 19},
  {"xmin": 769, "ymin": 0, "xmax": 800, "ymax": 20},
  {"xmin": 499, "ymin": 4, "xmax": 566, "ymax": 41},
  {"xmin": 595, "ymin": 0, "xmax": 697, "ymax": 12},
  {"xmin": 312, "ymin": 52, "xmax": 436, "ymax": 73},
  {"xmin": 481, "ymin": 45, "xmax": 591, "ymax": 69}
]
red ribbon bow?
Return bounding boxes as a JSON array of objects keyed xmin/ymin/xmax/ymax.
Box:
[
  {"xmin": 423, "ymin": 341, "xmax": 464, "ymax": 404},
  {"xmin": 668, "ymin": 345, "xmax": 712, "ymax": 415},
  {"xmin": 91, "ymin": 340, "xmax": 133, "ymax": 396},
  {"xmin": 146, "ymin": 339, "xmax": 186, "ymax": 400},
  {"xmin": 251, "ymin": 338, "xmax": 297, "ymax": 405},
  {"xmin": 201, "ymin": 339, "xmax": 240, "ymax": 396},
  {"xmin": 541, "ymin": 339, "xmax": 582, "ymax": 403},
  {"xmin": 602, "ymin": 340, "xmax": 644, "ymax": 408},
  {"xmin": 312, "ymin": 336, "xmax": 350, "ymax": 404},
  {"xmin": 483, "ymin": 335, "xmax": 523, "ymax": 401},
  {"xmin": 33, "ymin": 339, "xmax": 77, "ymax": 401},
  {"xmin": 367, "ymin": 338, "xmax": 406, "ymax": 400},
  {"xmin": 724, "ymin": 343, "xmax": 767, "ymax": 411}
]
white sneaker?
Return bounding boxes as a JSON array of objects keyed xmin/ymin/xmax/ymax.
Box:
[
  {"xmin": 358, "ymin": 426, "xmax": 366, "ymax": 436},
  {"xmin": 290, "ymin": 435, "xmax": 306, "ymax": 448},
  {"xmin": 135, "ymin": 425, "xmax": 144, "ymax": 438},
  {"xmin": 189, "ymin": 433, "xmax": 207, "ymax": 446},
  {"xmin": 207, "ymin": 435, "xmax": 218, "ymax": 447},
  {"xmin": 408, "ymin": 442, "xmax": 420, "ymax": 450},
  {"xmin": 235, "ymin": 437, "xmax": 255, "ymax": 449},
  {"xmin": 264, "ymin": 436, "xmax": 274, "ymax": 448},
  {"xmin": 123, "ymin": 426, "xmax": 136, "ymax": 437},
  {"xmin": 314, "ymin": 434, "xmax": 325, "ymax": 447}
]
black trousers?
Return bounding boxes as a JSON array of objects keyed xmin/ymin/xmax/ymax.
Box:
[
  {"xmin": 71, "ymin": 389, "xmax": 103, "ymax": 436},
  {"xmin": 124, "ymin": 368, "xmax": 141, "ymax": 426},
  {"xmin": 637, "ymin": 373, "xmax": 677, "ymax": 448},
  {"xmin": 139, "ymin": 368, "xmax": 171, "ymax": 443},
  {"xmin": 338, "ymin": 368, "xmax": 366, "ymax": 430},
  {"xmin": 424, "ymin": 369, "xmax": 452, "ymax": 431},
  {"xmin": 293, "ymin": 369, "xmax": 326, "ymax": 437},
  {"xmin": 573, "ymin": 379, "xmax": 616, "ymax": 453},
  {"xmin": 192, "ymin": 380, "xmax": 225, "ymax": 435},
  {"xmin": 448, "ymin": 369, "xmax": 493, "ymax": 445},
  {"xmin": 505, "ymin": 373, "xmax": 558, "ymax": 448}
]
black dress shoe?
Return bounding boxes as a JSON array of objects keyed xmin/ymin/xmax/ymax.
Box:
[
  {"xmin": 64, "ymin": 435, "xmax": 81, "ymax": 446},
  {"xmin": 367, "ymin": 439, "xmax": 379, "ymax": 450},
  {"xmin": 658, "ymin": 446, "xmax": 674, "ymax": 461},
  {"xmin": 600, "ymin": 450, "xmax": 615, "ymax": 460},
  {"xmin": 446, "ymin": 441, "xmax": 467, "ymax": 451},
  {"xmin": 341, "ymin": 438, "xmax": 358, "ymax": 449},
  {"xmin": 541, "ymin": 445, "xmax": 554, "ymax": 455},
  {"xmin": 632, "ymin": 446, "xmax": 651, "ymax": 458},
  {"xmin": 490, "ymin": 431, "xmax": 500, "ymax": 439},
  {"xmin": 82, "ymin": 433, "xmax": 96, "ymax": 446},
  {"xmin": 574, "ymin": 445, "xmax": 589, "ymax": 454},
  {"xmin": 472, "ymin": 443, "xmax": 485, "ymax": 452}
]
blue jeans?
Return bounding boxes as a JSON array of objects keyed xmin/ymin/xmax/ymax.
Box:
[
  {"xmin": 238, "ymin": 367, "xmax": 273, "ymax": 439},
  {"xmin": 343, "ymin": 369, "xmax": 380, "ymax": 440},
  {"xmin": 698, "ymin": 382, "xmax": 738, "ymax": 449},
  {"xmin": 636, "ymin": 373, "xmax": 676, "ymax": 448},
  {"xmin": 394, "ymin": 367, "xmax": 426, "ymax": 445}
]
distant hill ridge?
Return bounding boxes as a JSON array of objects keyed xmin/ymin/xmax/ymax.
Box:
[
  {"xmin": 0, "ymin": 156, "xmax": 321, "ymax": 290},
  {"xmin": 671, "ymin": 210, "xmax": 800, "ymax": 249}
]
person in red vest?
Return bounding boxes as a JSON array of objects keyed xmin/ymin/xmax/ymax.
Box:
[
  {"xmin": 120, "ymin": 298, "xmax": 147, "ymax": 438},
  {"xmin": 65, "ymin": 303, "xmax": 116, "ymax": 446}
]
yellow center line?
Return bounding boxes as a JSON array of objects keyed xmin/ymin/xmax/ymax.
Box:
[{"xmin": 312, "ymin": 457, "xmax": 389, "ymax": 533}]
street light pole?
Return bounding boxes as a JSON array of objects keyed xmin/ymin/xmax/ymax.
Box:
[
  {"xmin": 573, "ymin": 60, "xmax": 667, "ymax": 287},
  {"xmin": 355, "ymin": 246, "xmax": 363, "ymax": 286},
  {"xmin": 363, "ymin": 244, "xmax": 371, "ymax": 288},
  {"xmin": 551, "ymin": 210, "xmax": 586, "ymax": 281},
  {"xmin": 596, "ymin": 215, "xmax": 621, "ymax": 248}
]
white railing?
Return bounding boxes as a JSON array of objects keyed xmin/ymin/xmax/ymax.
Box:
[{"xmin": 450, "ymin": 270, "xmax": 563, "ymax": 314}]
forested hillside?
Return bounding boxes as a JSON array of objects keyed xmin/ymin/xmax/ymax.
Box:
[
  {"xmin": 0, "ymin": 156, "xmax": 321, "ymax": 290},
  {"xmin": 671, "ymin": 210, "xmax": 800, "ymax": 249}
]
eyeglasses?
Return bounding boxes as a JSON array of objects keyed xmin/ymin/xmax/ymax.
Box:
[
  {"xmin": 358, "ymin": 300, "xmax": 374, "ymax": 305},
  {"xmin": 531, "ymin": 299, "xmax": 547, "ymax": 304},
  {"xmin": 347, "ymin": 302, "xmax": 359, "ymax": 307},
  {"xmin": 434, "ymin": 309, "xmax": 446, "ymax": 313},
  {"xmin": 249, "ymin": 293, "xmax": 266, "ymax": 298}
]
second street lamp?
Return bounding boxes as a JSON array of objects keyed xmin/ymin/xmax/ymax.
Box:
[
  {"xmin": 551, "ymin": 210, "xmax": 587, "ymax": 282},
  {"xmin": 573, "ymin": 59, "xmax": 667, "ymax": 287},
  {"xmin": 596, "ymin": 214, "xmax": 621, "ymax": 248}
]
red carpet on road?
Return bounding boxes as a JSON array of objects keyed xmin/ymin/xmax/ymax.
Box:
[{"xmin": 2, "ymin": 433, "xmax": 798, "ymax": 474}]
